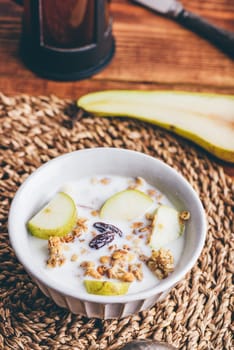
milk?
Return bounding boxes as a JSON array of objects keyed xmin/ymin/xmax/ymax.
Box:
[{"xmin": 28, "ymin": 175, "xmax": 185, "ymax": 295}]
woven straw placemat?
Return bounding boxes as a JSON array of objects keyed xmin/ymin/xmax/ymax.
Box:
[{"xmin": 0, "ymin": 93, "xmax": 233, "ymax": 350}]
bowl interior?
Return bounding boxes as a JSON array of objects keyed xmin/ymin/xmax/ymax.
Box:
[{"xmin": 8, "ymin": 148, "xmax": 206, "ymax": 303}]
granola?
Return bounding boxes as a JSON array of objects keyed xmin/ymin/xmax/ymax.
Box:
[
  {"xmin": 147, "ymin": 248, "xmax": 174, "ymax": 280},
  {"xmin": 180, "ymin": 211, "xmax": 191, "ymax": 221},
  {"xmin": 128, "ymin": 176, "xmax": 145, "ymax": 190},
  {"xmin": 47, "ymin": 236, "xmax": 66, "ymax": 268},
  {"xmin": 32, "ymin": 174, "xmax": 187, "ymax": 296},
  {"xmin": 60, "ymin": 217, "xmax": 88, "ymax": 243},
  {"xmin": 78, "ymin": 247, "xmax": 144, "ymax": 284}
]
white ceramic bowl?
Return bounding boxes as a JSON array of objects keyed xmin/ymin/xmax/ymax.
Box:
[{"xmin": 8, "ymin": 148, "xmax": 206, "ymax": 319}]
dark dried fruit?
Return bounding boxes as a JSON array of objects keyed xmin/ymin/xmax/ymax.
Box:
[
  {"xmin": 89, "ymin": 232, "xmax": 115, "ymax": 249},
  {"xmin": 89, "ymin": 222, "xmax": 123, "ymax": 250},
  {"xmin": 93, "ymin": 222, "xmax": 123, "ymax": 237}
]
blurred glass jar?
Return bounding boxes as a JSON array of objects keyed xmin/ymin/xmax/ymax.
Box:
[{"xmin": 15, "ymin": 0, "xmax": 114, "ymax": 80}]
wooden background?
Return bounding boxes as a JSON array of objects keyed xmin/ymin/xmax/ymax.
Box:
[{"xmin": 0, "ymin": 0, "xmax": 233, "ymax": 173}]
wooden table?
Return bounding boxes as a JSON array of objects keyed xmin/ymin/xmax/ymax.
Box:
[{"xmin": 0, "ymin": 0, "xmax": 233, "ymax": 175}]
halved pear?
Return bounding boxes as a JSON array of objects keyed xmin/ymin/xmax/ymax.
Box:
[
  {"xmin": 100, "ymin": 189, "xmax": 153, "ymax": 221},
  {"xmin": 27, "ymin": 192, "xmax": 77, "ymax": 239},
  {"xmin": 77, "ymin": 90, "xmax": 234, "ymax": 163},
  {"xmin": 149, "ymin": 206, "xmax": 184, "ymax": 249},
  {"xmin": 84, "ymin": 280, "xmax": 130, "ymax": 296}
]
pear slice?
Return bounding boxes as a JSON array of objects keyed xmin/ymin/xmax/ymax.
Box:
[
  {"xmin": 149, "ymin": 206, "xmax": 184, "ymax": 249},
  {"xmin": 84, "ymin": 280, "xmax": 130, "ymax": 296},
  {"xmin": 77, "ymin": 90, "xmax": 234, "ymax": 162},
  {"xmin": 27, "ymin": 192, "xmax": 77, "ymax": 239},
  {"xmin": 100, "ymin": 189, "xmax": 153, "ymax": 221}
]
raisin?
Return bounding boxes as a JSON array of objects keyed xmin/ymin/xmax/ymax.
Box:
[
  {"xmin": 93, "ymin": 222, "xmax": 123, "ymax": 237},
  {"xmin": 89, "ymin": 232, "xmax": 115, "ymax": 249},
  {"xmin": 93, "ymin": 222, "xmax": 107, "ymax": 233}
]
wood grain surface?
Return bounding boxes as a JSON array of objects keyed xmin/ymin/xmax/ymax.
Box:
[{"xmin": 0, "ymin": 0, "xmax": 233, "ymax": 175}]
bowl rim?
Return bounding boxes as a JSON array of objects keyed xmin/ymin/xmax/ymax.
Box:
[{"xmin": 8, "ymin": 147, "xmax": 207, "ymax": 303}]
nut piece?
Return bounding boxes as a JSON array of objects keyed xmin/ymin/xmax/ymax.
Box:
[
  {"xmin": 180, "ymin": 211, "xmax": 190, "ymax": 221},
  {"xmin": 147, "ymin": 248, "xmax": 174, "ymax": 280},
  {"xmin": 100, "ymin": 256, "xmax": 110, "ymax": 264},
  {"xmin": 106, "ymin": 265, "xmax": 125, "ymax": 279},
  {"xmin": 129, "ymin": 263, "xmax": 143, "ymax": 281},
  {"xmin": 139, "ymin": 254, "xmax": 149, "ymax": 263},
  {"xmin": 47, "ymin": 236, "xmax": 66, "ymax": 268},
  {"xmin": 147, "ymin": 189, "xmax": 157, "ymax": 197},
  {"xmin": 85, "ymin": 269, "xmax": 102, "ymax": 279},
  {"xmin": 128, "ymin": 176, "xmax": 144, "ymax": 190},
  {"xmin": 71, "ymin": 254, "xmax": 78, "ymax": 262},
  {"xmin": 100, "ymin": 177, "xmax": 111, "ymax": 185},
  {"xmin": 145, "ymin": 213, "xmax": 154, "ymax": 221},
  {"xmin": 112, "ymin": 249, "xmax": 128, "ymax": 260},
  {"xmin": 80, "ymin": 261, "xmax": 102, "ymax": 279},
  {"xmin": 76, "ymin": 217, "xmax": 88, "ymax": 232},
  {"xmin": 97, "ymin": 265, "xmax": 108, "ymax": 276},
  {"xmin": 121, "ymin": 272, "xmax": 135, "ymax": 282},
  {"xmin": 136, "ymin": 176, "xmax": 144, "ymax": 187},
  {"xmin": 108, "ymin": 244, "xmax": 117, "ymax": 251},
  {"xmin": 61, "ymin": 217, "xmax": 88, "ymax": 243},
  {"xmin": 139, "ymin": 225, "xmax": 151, "ymax": 233},
  {"xmin": 131, "ymin": 222, "xmax": 144, "ymax": 230},
  {"xmin": 126, "ymin": 235, "xmax": 133, "ymax": 241},
  {"xmin": 60, "ymin": 232, "xmax": 78, "ymax": 243},
  {"xmin": 80, "ymin": 261, "xmax": 95, "ymax": 269}
]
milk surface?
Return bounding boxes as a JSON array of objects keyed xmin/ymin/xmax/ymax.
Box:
[{"xmin": 28, "ymin": 175, "xmax": 185, "ymax": 295}]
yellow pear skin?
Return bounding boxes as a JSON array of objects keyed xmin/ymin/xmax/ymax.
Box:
[
  {"xmin": 77, "ymin": 90, "xmax": 234, "ymax": 163},
  {"xmin": 27, "ymin": 192, "xmax": 77, "ymax": 239},
  {"xmin": 84, "ymin": 280, "xmax": 130, "ymax": 296}
]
